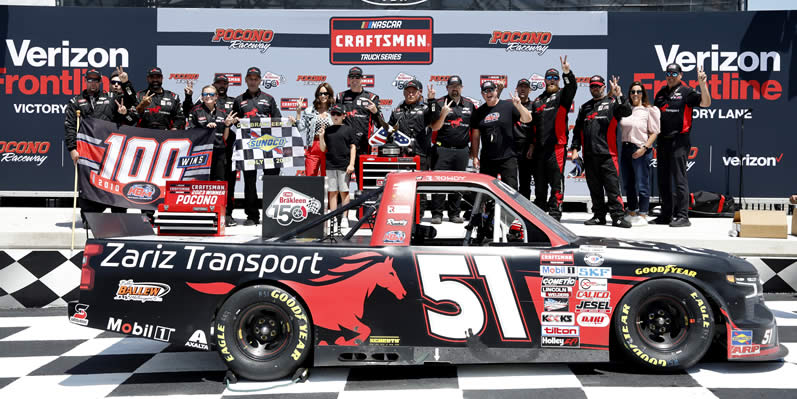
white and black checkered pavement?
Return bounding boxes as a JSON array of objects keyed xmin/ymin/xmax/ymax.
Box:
[
  {"xmin": 1, "ymin": 296, "xmax": 796, "ymax": 399},
  {"xmin": 0, "ymin": 250, "xmax": 82, "ymax": 309}
]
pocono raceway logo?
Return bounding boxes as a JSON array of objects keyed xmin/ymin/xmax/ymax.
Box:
[
  {"xmin": 722, "ymin": 153, "xmax": 783, "ymax": 167},
  {"xmin": 297, "ymin": 75, "xmax": 327, "ymax": 85},
  {"xmin": 266, "ymin": 187, "xmax": 322, "ymax": 226},
  {"xmin": 212, "ymin": 28, "xmax": 274, "ymax": 53},
  {"xmin": 489, "ymin": 31, "xmax": 552, "ymax": 54},
  {"xmin": 169, "ymin": 73, "xmax": 199, "ymax": 85},
  {"xmin": 0, "ymin": 140, "xmax": 50, "ymax": 166},
  {"xmin": 330, "ymin": 17, "xmax": 433, "ymax": 64}
]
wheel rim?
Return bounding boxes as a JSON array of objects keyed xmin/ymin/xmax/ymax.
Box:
[
  {"xmin": 634, "ymin": 295, "xmax": 690, "ymax": 351},
  {"xmin": 235, "ymin": 303, "xmax": 292, "ymax": 361}
]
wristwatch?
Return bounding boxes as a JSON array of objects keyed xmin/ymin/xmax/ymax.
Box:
[{"xmin": 640, "ymin": 145, "xmax": 649, "ymax": 150}]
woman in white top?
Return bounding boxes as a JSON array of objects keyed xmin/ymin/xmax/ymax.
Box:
[
  {"xmin": 297, "ymin": 83, "xmax": 334, "ymax": 177},
  {"xmin": 619, "ymin": 81, "xmax": 660, "ymax": 225}
]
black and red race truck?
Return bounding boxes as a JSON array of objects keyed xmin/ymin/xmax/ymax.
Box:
[{"xmin": 68, "ymin": 171, "xmax": 787, "ymax": 381}]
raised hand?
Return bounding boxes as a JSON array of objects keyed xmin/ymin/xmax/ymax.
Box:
[
  {"xmin": 441, "ymin": 99, "xmax": 453, "ymax": 114},
  {"xmin": 207, "ymin": 122, "xmax": 217, "ymax": 129},
  {"xmin": 611, "ymin": 75, "xmax": 622, "ymax": 96},
  {"xmin": 296, "ymin": 97, "xmax": 306, "ymax": 112},
  {"xmin": 115, "ymin": 99, "xmax": 127, "ymax": 115},
  {"xmin": 185, "ymin": 81, "xmax": 193, "ymax": 97},
  {"xmin": 511, "ymin": 90, "xmax": 521, "ymax": 106},
  {"xmin": 224, "ymin": 111, "xmax": 237, "ymax": 126},
  {"xmin": 140, "ymin": 90, "xmax": 154, "ymax": 107},
  {"xmin": 365, "ymin": 99, "xmax": 378, "ymax": 114},
  {"xmin": 698, "ymin": 66, "xmax": 707, "ymax": 84},
  {"xmin": 116, "ymin": 66, "xmax": 128, "ymax": 83},
  {"xmin": 427, "ymin": 84, "xmax": 436, "ymax": 100},
  {"xmin": 560, "ymin": 55, "xmax": 570, "ymax": 74}
]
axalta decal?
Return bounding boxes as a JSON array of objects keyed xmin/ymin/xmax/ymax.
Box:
[
  {"xmin": 0, "ymin": 140, "xmax": 50, "ymax": 166},
  {"xmin": 489, "ymin": 31, "xmax": 551, "ymax": 55},
  {"xmin": 330, "ymin": 17, "xmax": 433, "ymax": 64},
  {"xmin": 635, "ymin": 265, "xmax": 697, "ymax": 278},
  {"xmin": 215, "ymin": 73, "xmax": 242, "ymax": 86},
  {"xmin": 296, "ymin": 75, "xmax": 327, "ymax": 85},
  {"xmin": 114, "ymin": 280, "xmax": 170, "ymax": 303},
  {"xmin": 107, "ymin": 317, "xmax": 175, "ymax": 342},
  {"xmin": 185, "ymin": 330, "xmax": 209, "ymax": 350},
  {"xmin": 265, "ymin": 187, "xmax": 322, "ymax": 226},
  {"xmin": 211, "ymin": 29, "xmax": 274, "ymax": 53},
  {"xmin": 98, "ymin": 242, "xmax": 324, "ymax": 278}
]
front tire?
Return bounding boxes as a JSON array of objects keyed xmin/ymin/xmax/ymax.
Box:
[
  {"xmin": 215, "ymin": 285, "xmax": 312, "ymax": 381},
  {"xmin": 613, "ymin": 278, "xmax": 714, "ymax": 370}
]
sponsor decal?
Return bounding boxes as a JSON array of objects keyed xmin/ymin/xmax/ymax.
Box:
[
  {"xmin": 542, "ymin": 325, "xmax": 579, "ymax": 336},
  {"xmin": 575, "ymin": 290, "xmax": 609, "ymax": 300},
  {"xmin": 296, "ymin": 75, "xmax": 327, "ymax": 85},
  {"xmin": 731, "ymin": 329, "xmax": 753, "ymax": 346},
  {"xmin": 247, "ymin": 134, "xmax": 288, "ymax": 152},
  {"xmin": 429, "ymin": 75, "xmax": 451, "ymax": 86},
  {"xmin": 575, "ymin": 300, "xmax": 612, "ymax": 312},
  {"xmin": 393, "ymin": 72, "xmax": 416, "ymax": 89},
  {"xmin": 211, "ymin": 28, "xmax": 274, "ymax": 53},
  {"xmin": 387, "ymin": 204, "xmax": 411, "ymax": 214},
  {"xmin": 577, "ymin": 312, "xmax": 610, "ymax": 327},
  {"xmin": 730, "ymin": 344, "xmax": 761, "ymax": 356},
  {"xmin": 185, "ymin": 329, "xmax": 209, "ymax": 350},
  {"xmin": 216, "ymin": 323, "xmax": 234, "ymax": 361},
  {"xmin": 330, "ymin": 17, "xmax": 433, "ymax": 64},
  {"xmin": 541, "ymin": 311, "xmax": 574, "ymax": 325},
  {"xmin": 655, "ymin": 44, "xmax": 781, "ymax": 73},
  {"xmin": 383, "ymin": 230, "xmax": 406, "ymax": 244},
  {"xmin": 479, "ymin": 74, "xmax": 507, "ymax": 88},
  {"xmin": 69, "ymin": 303, "xmax": 89, "ymax": 326},
  {"xmin": 379, "ymin": 99, "xmax": 394, "ymax": 107},
  {"xmin": 722, "ymin": 153, "xmax": 783, "ymax": 167},
  {"xmin": 107, "ymin": 317, "xmax": 175, "ymax": 342},
  {"xmin": 262, "ymin": 71, "xmax": 285, "ymax": 89},
  {"xmin": 528, "ymin": 73, "xmax": 546, "ymax": 90},
  {"xmin": 369, "ymin": 335, "xmax": 401, "ymax": 345},
  {"xmin": 540, "ymin": 265, "xmax": 576, "ymax": 276},
  {"xmin": 266, "ymin": 187, "xmax": 322, "ymax": 226},
  {"xmin": 544, "ymin": 297, "xmax": 569, "ymax": 312},
  {"xmin": 280, "ymin": 97, "xmax": 309, "ymax": 111},
  {"xmin": 489, "ymin": 31, "xmax": 551, "ymax": 54},
  {"xmin": 578, "ymin": 278, "xmax": 607, "ymax": 291},
  {"xmin": 168, "ymin": 73, "xmax": 199, "ymax": 84},
  {"xmin": 0, "ymin": 140, "xmax": 50, "ymax": 166},
  {"xmin": 578, "ymin": 245, "xmax": 606, "ymax": 253},
  {"xmin": 577, "ymin": 266, "xmax": 612, "ymax": 278},
  {"xmin": 583, "ymin": 253, "xmax": 604, "ymax": 266},
  {"xmin": 542, "ymin": 277, "xmax": 576, "ymax": 286},
  {"xmin": 541, "ymin": 335, "xmax": 579, "ymax": 347},
  {"xmin": 347, "ymin": 74, "xmax": 376, "ymax": 88},
  {"xmin": 483, "ymin": 112, "xmax": 500, "ymax": 123},
  {"xmin": 386, "ymin": 218, "xmax": 408, "ymax": 226},
  {"xmin": 540, "ymin": 252, "xmax": 574, "ymax": 265},
  {"xmin": 176, "ymin": 153, "xmax": 211, "ymax": 169},
  {"xmin": 215, "ymin": 73, "xmax": 242, "ymax": 86},
  {"xmin": 542, "ymin": 291, "xmax": 570, "ymax": 298},
  {"xmin": 635, "ymin": 265, "xmax": 697, "ymax": 278},
  {"xmin": 123, "ymin": 182, "xmax": 160, "ymax": 204},
  {"xmin": 114, "ymin": 280, "xmax": 170, "ymax": 303},
  {"xmin": 541, "ymin": 286, "xmax": 571, "ymax": 293}
]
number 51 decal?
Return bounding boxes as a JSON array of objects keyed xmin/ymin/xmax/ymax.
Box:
[{"xmin": 415, "ymin": 254, "xmax": 530, "ymax": 342}]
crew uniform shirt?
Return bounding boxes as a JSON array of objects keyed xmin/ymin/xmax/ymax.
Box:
[
  {"xmin": 434, "ymin": 96, "xmax": 477, "ymax": 148},
  {"xmin": 336, "ymin": 89, "xmax": 380, "ymax": 151},
  {"xmin": 135, "ymin": 89, "xmax": 185, "ymax": 130},
  {"xmin": 531, "ymin": 70, "xmax": 577, "ymax": 148},
  {"xmin": 653, "ymin": 82, "xmax": 701, "ymax": 138},
  {"xmin": 233, "ymin": 90, "xmax": 281, "ymax": 119},
  {"xmin": 513, "ymin": 100, "xmax": 535, "ymax": 152},
  {"xmin": 471, "ymin": 100, "xmax": 521, "ymax": 161},
  {"xmin": 64, "ymin": 90, "xmax": 135, "ymax": 151},
  {"xmin": 620, "ymin": 105, "xmax": 661, "ymax": 147},
  {"xmin": 188, "ymin": 103, "xmax": 228, "ymax": 149},
  {"xmin": 388, "ymin": 100, "xmax": 436, "ymax": 155},
  {"xmin": 571, "ymin": 95, "xmax": 632, "ymax": 155},
  {"xmin": 324, "ymin": 125, "xmax": 356, "ymax": 170}
]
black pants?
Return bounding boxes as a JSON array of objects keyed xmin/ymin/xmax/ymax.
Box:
[
  {"xmin": 431, "ymin": 147, "xmax": 469, "ymax": 218},
  {"xmin": 656, "ymin": 134, "xmax": 690, "ymax": 220},
  {"xmin": 79, "ymin": 197, "xmax": 125, "ymax": 227},
  {"xmin": 210, "ymin": 148, "xmax": 226, "ymax": 181},
  {"xmin": 481, "ymin": 157, "xmax": 519, "ymax": 190},
  {"xmin": 517, "ymin": 153, "xmax": 534, "ymax": 199},
  {"xmin": 224, "ymin": 144, "xmax": 236, "ymax": 217},
  {"xmin": 533, "ymin": 144, "xmax": 566, "ymax": 218},
  {"xmin": 584, "ymin": 153, "xmax": 625, "ymax": 219},
  {"xmin": 243, "ymin": 168, "xmax": 279, "ymax": 221}
]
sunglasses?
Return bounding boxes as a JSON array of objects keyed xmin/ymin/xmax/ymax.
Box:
[
  {"xmin": 86, "ymin": 78, "xmax": 100, "ymax": 83},
  {"xmin": 482, "ymin": 88, "xmax": 495, "ymax": 93},
  {"xmin": 666, "ymin": 72, "xmax": 679, "ymax": 77},
  {"xmin": 111, "ymin": 80, "xmax": 122, "ymax": 85},
  {"xmin": 201, "ymin": 93, "xmax": 217, "ymax": 97},
  {"xmin": 318, "ymin": 92, "xmax": 329, "ymax": 96},
  {"xmin": 545, "ymin": 75, "xmax": 559, "ymax": 81},
  {"xmin": 331, "ymin": 112, "xmax": 343, "ymax": 116},
  {"xmin": 630, "ymin": 90, "xmax": 644, "ymax": 94},
  {"xmin": 348, "ymin": 75, "xmax": 363, "ymax": 79}
]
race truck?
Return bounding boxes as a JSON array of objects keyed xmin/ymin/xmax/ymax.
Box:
[{"xmin": 68, "ymin": 171, "xmax": 787, "ymax": 381}]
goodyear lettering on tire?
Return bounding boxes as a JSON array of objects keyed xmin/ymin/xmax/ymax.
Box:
[
  {"xmin": 634, "ymin": 265, "xmax": 697, "ymax": 278},
  {"xmin": 620, "ymin": 303, "xmax": 667, "ymax": 367},
  {"xmin": 216, "ymin": 324, "xmax": 234, "ymax": 362},
  {"xmin": 271, "ymin": 289, "xmax": 309, "ymax": 361}
]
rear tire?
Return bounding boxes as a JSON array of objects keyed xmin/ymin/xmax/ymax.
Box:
[
  {"xmin": 215, "ymin": 285, "xmax": 312, "ymax": 381},
  {"xmin": 613, "ymin": 278, "xmax": 714, "ymax": 370}
]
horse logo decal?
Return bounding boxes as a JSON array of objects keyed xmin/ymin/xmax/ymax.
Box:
[{"xmin": 281, "ymin": 251, "xmax": 406, "ymax": 346}]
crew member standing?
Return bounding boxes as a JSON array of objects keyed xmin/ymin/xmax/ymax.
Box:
[
  {"xmin": 336, "ymin": 67, "xmax": 381, "ymax": 168},
  {"xmin": 135, "ymin": 67, "xmax": 185, "ymax": 130},
  {"xmin": 232, "ymin": 67, "xmax": 282, "ymax": 226},
  {"xmin": 188, "ymin": 85, "xmax": 235, "ymax": 182},
  {"xmin": 514, "ymin": 78, "xmax": 536, "ymax": 199},
  {"xmin": 570, "ymin": 76, "xmax": 632, "ymax": 228},
  {"xmin": 429, "ymin": 75, "xmax": 476, "ymax": 225},
  {"xmin": 531, "ymin": 56, "xmax": 577, "ymax": 220},
  {"xmin": 653, "ymin": 63, "xmax": 711, "ymax": 227}
]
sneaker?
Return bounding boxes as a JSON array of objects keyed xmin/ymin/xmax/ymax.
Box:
[
  {"xmin": 225, "ymin": 218, "xmax": 238, "ymax": 227},
  {"xmin": 631, "ymin": 215, "xmax": 648, "ymax": 227},
  {"xmin": 431, "ymin": 216, "xmax": 443, "ymax": 225},
  {"xmin": 612, "ymin": 218, "xmax": 632, "ymax": 228},
  {"xmin": 584, "ymin": 216, "xmax": 606, "ymax": 226},
  {"xmin": 450, "ymin": 215, "xmax": 464, "ymax": 224},
  {"xmin": 244, "ymin": 219, "xmax": 258, "ymax": 226},
  {"xmin": 669, "ymin": 217, "xmax": 691, "ymax": 227},
  {"xmin": 624, "ymin": 211, "xmax": 638, "ymax": 222},
  {"xmin": 340, "ymin": 217, "xmax": 349, "ymax": 229},
  {"xmin": 651, "ymin": 216, "xmax": 672, "ymax": 225}
]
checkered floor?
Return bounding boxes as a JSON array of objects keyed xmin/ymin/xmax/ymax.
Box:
[{"xmin": 1, "ymin": 296, "xmax": 796, "ymax": 399}]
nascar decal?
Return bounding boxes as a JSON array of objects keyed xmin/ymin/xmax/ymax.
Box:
[
  {"xmin": 114, "ymin": 280, "xmax": 170, "ymax": 303},
  {"xmin": 489, "ymin": 30, "xmax": 552, "ymax": 54},
  {"xmin": 212, "ymin": 28, "xmax": 273, "ymax": 53},
  {"xmin": 330, "ymin": 17, "xmax": 433, "ymax": 64},
  {"xmin": 265, "ymin": 187, "xmax": 322, "ymax": 226}
]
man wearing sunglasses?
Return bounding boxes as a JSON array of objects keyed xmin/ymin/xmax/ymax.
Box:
[
  {"xmin": 653, "ymin": 63, "xmax": 711, "ymax": 227},
  {"xmin": 531, "ymin": 56, "xmax": 577, "ymax": 221},
  {"xmin": 514, "ymin": 78, "xmax": 536, "ymax": 199},
  {"xmin": 134, "ymin": 67, "xmax": 186, "ymax": 130},
  {"xmin": 336, "ymin": 66, "xmax": 382, "ymax": 171},
  {"xmin": 189, "ymin": 85, "xmax": 236, "ymax": 184}
]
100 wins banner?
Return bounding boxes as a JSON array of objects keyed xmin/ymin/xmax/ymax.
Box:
[{"xmin": 77, "ymin": 118, "xmax": 213, "ymax": 209}]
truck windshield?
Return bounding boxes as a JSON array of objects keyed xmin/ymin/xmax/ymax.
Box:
[{"xmin": 492, "ymin": 179, "xmax": 579, "ymax": 243}]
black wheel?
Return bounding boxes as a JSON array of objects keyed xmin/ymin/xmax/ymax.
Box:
[
  {"xmin": 613, "ymin": 278, "xmax": 714, "ymax": 370},
  {"xmin": 215, "ymin": 285, "xmax": 312, "ymax": 381}
]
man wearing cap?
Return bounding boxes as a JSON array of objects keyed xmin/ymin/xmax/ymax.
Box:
[
  {"xmin": 653, "ymin": 63, "xmax": 710, "ymax": 227},
  {"xmin": 232, "ymin": 66, "xmax": 282, "ymax": 226},
  {"xmin": 429, "ymin": 75, "xmax": 477, "ymax": 224},
  {"xmin": 336, "ymin": 66, "xmax": 382, "ymax": 164},
  {"xmin": 388, "ymin": 79, "xmax": 436, "ymax": 163},
  {"xmin": 531, "ymin": 56, "xmax": 577, "ymax": 220},
  {"xmin": 135, "ymin": 67, "xmax": 185, "ymax": 130},
  {"xmin": 471, "ymin": 81, "xmax": 532, "ymax": 189},
  {"xmin": 570, "ymin": 75, "xmax": 633, "ymax": 228},
  {"xmin": 64, "ymin": 69, "xmax": 131, "ymax": 224},
  {"xmin": 514, "ymin": 78, "xmax": 536, "ymax": 199}
]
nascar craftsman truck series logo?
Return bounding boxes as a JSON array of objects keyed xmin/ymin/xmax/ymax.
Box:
[{"xmin": 330, "ymin": 17, "xmax": 433, "ymax": 64}]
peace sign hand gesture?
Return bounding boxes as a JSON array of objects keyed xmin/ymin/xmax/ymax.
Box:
[
  {"xmin": 224, "ymin": 111, "xmax": 238, "ymax": 127},
  {"xmin": 611, "ymin": 75, "xmax": 622, "ymax": 97},
  {"xmin": 116, "ymin": 66, "xmax": 128, "ymax": 83},
  {"xmin": 427, "ymin": 84, "xmax": 436, "ymax": 100},
  {"xmin": 140, "ymin": 90, "xmax": 154, "ymax": 107},
  {"xmin": 560, "ymin": 55, "xmax": 570, "ymax": 74},
  {"xmin": 441, "ymin": 99, "xmax": 453, "ymax": 114},
  {"xmin": 698, "ymin": 66, "xmax": 707, "ymax": 84},
  {"xmin": 185, "ymin": 81, "xmax": 193, "ymax": 97},
  {"xmin": 511, "ymin": 90, "xmax": 522, "ymax": 106},
  {"xmin": 115, "ymin": 99, "xmax": 127, "ymax": 115}
]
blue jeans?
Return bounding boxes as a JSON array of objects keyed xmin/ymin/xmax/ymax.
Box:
[{"xmin": 621, "ymin": 142, "xmax": 653, "ymax": 214}]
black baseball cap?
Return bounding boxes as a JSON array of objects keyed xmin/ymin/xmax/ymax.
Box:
[
  {"xmin": 348, "ymin": 67, "xmax": 363, "ymax": 77},
  {"xmin": 214, "ymin": 74, "xmax": 229, "ymax": 83},
  {"xmin": 446, "ymin": 75, "xmax": 463, "ymax": 86},
  {"xmin": 516, "ymin": 78, "xmax": 531, "ymax": 87},
  {"xmin": 405, "ymin": 79, "xmax": 422, "ymax": 90},
  {"xmin": 85, "ymin": 69, "xmax": 101, "ymax": 80},
  {"xmin": 147, "ymin": 67, "xmax": 163, "ymax": 76},
  {"xmin": 589, "ymin": 75, "xmax": 605, "ymax": 87},
  {"xmin": 481, "ymin": 80, "xmax": 497, "ymax": 91},
  {"xmin": 246, "ymin": 67, "xmax": 262, "ymax": 77},
  {"xmin": 666, "ymin": 63, "xmax": 683, "ymax": 74},
  {"xmin": 545, "ymin": 68, "xmax": 560, "ymax": 78},
  {"xmin": 330, "ymin": 104, "xmax": 344, "ymax": 115}
]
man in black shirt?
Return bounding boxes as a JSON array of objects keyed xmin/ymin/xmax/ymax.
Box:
[
  {"xmin": 388, "ymin": 79, "xmax": 436, "ymax": 166},
  {"xmin": 471, "ymin": 81, "xmax": 532, "ymax": 190},
  {"xmin": 429, "ymin": 75, "xmax": 476, "ymax": 224},
  {"xmin": 135, "ymin": 67, "xmax": 185, "ymax": 130},
  {"xmin": 232, "ymin": 67, "xmax": 282, "ymax": 226},
  {"xmin": 514, "ymin": 78, "xmax": 536, "ymax": 199},
  {"xmin": 188, "ymin": 85, "xmax": 235, "ymax": 181},
  {"xmin": 570, "ymin": 75, "xmax": 633, "ymax": 228},
  {"xmin": 653, "ymin": 63, "xmax": 711, "ymax": 227},
  {"xmin": 336, "ymin": 67, "xmax": 381, "ymax": 172}
]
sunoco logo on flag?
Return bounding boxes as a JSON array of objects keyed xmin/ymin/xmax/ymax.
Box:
[{"xmin": 247, "ymin": 134, "xmax": 288, "ymax": 152}]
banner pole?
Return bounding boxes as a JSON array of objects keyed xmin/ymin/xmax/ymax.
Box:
[{"xmin": 71, "ymin": 110, "xmax": 81, "ymax": 256}]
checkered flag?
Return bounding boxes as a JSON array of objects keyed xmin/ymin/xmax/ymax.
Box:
[{"xmin": 231, "ymin": 117, "xmax": 306, "ymax": 171}]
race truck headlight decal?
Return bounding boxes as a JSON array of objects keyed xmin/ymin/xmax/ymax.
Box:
[
  {"xmin": 80, "ymin": 243, "xmax": 104, "ymax": 291},
  {"xmin": 729, "ymin": 274, "xmax": 762, "ymax": 299}
]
